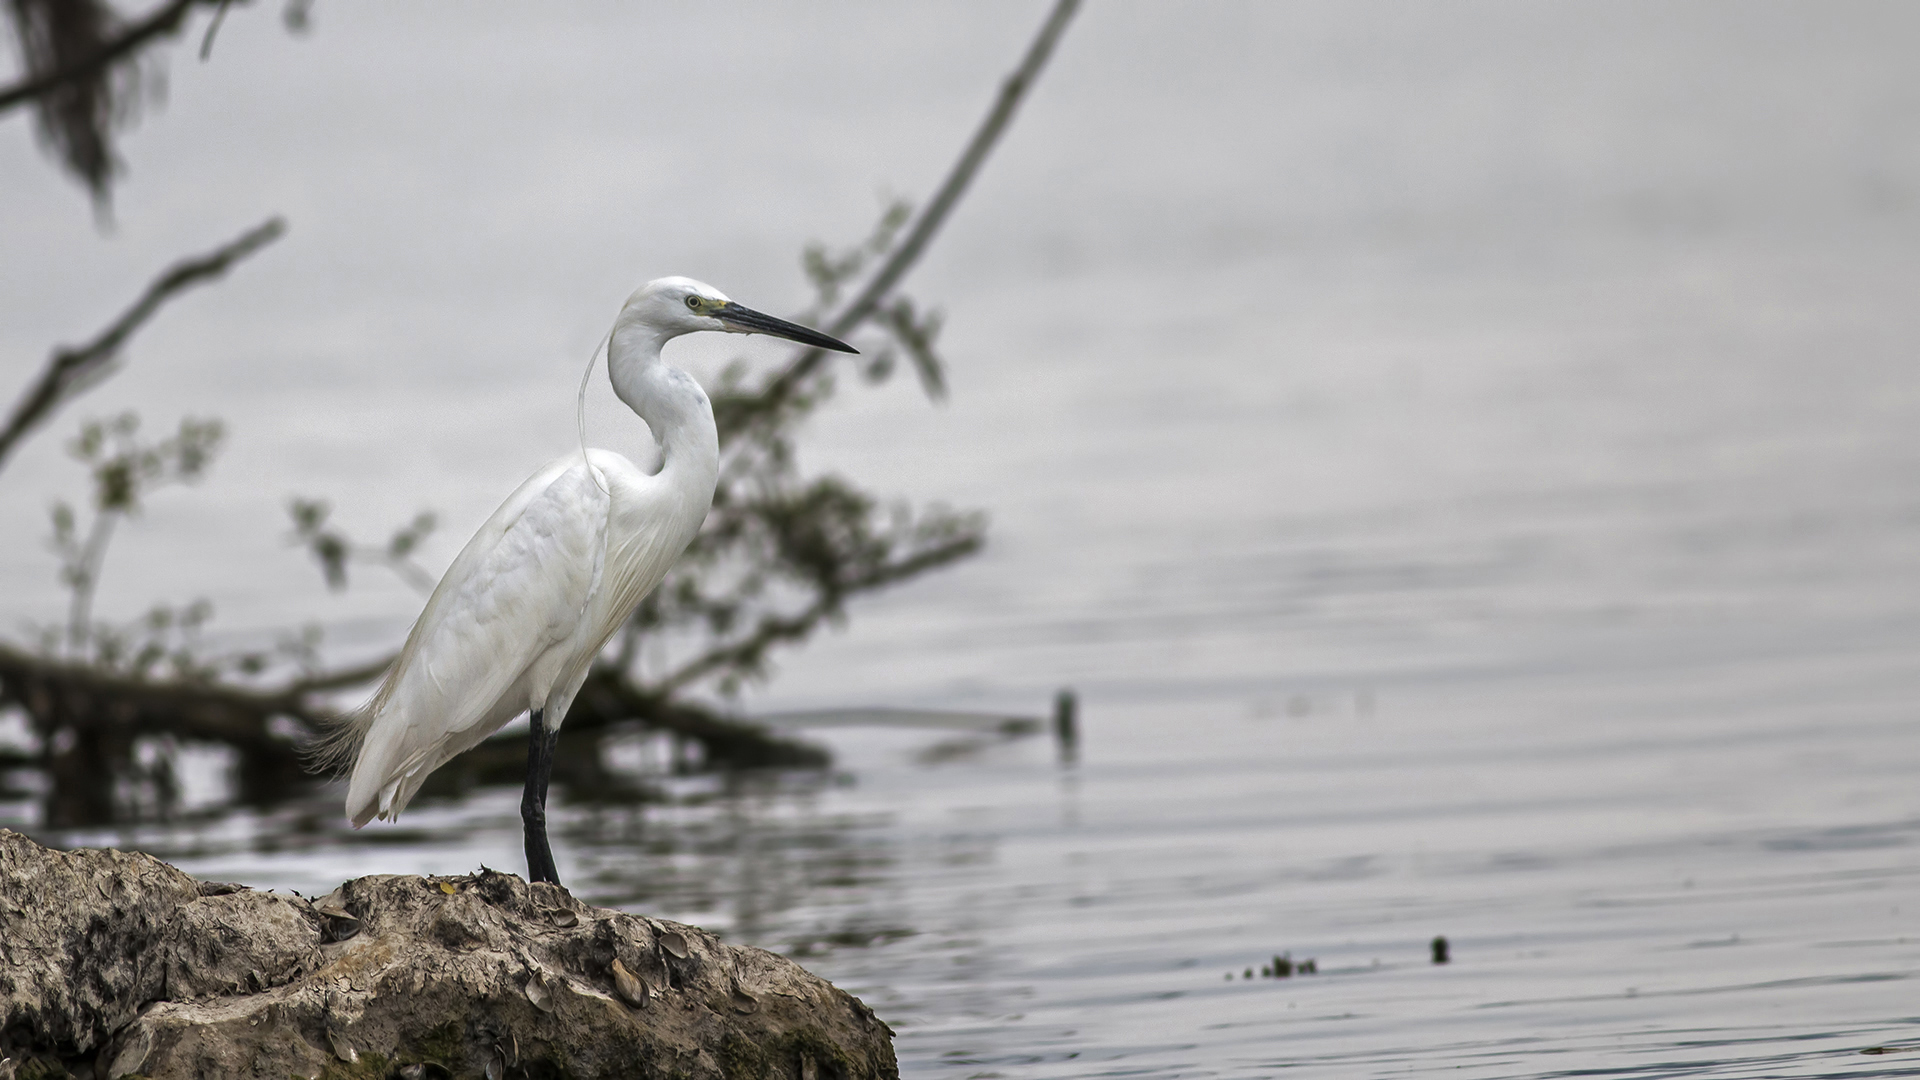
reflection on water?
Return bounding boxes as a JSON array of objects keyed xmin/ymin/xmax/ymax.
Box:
[{"xmin": 18, "ymin": 656, "xmax": 1919, "ymax": 1079}]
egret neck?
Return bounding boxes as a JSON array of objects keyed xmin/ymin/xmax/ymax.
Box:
[{"xmin": 606, "ymin": 317, "xmax": 720, "ymax": 493}]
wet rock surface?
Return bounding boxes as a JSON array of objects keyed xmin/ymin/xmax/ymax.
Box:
[{"xmin": 0, "ymin": 830, "xmax": 897, "ymax": 1079}]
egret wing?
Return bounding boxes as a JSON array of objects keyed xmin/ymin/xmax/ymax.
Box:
[
  {"xmin": 346, "ymin": 458, "xmax": 608, "ymax": 824},
  {"xmin": 533, "ymin": 449, "xmax": 713, "ymax": 725}
]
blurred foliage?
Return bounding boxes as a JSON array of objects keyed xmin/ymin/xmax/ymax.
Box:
[
  {"xmin": 287, "ymin": 497, "xmax": 439, "ymax": 593},
  {"xmin": 34, "ymin": 410, "xmax": 329, "ymax": 683},
  {"xmin": 1, "ymin": 0, "xmax": 312, "ymax": 211},
  {"xmin": 45, "ymin": 411, "xmax": 222, "ymax": 658},
  {"xmin": 5, "ymin": 0, "xmax": 131, "ymax": 205}
]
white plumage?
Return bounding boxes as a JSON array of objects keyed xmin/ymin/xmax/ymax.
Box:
[{"xmin": 316, "ymin": 277, "xmax": 855, "ymax": 883}]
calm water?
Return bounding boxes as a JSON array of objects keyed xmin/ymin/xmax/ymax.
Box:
[{"xmin": 6, "ymin": 3, "xmax": 1920, "ymax": 1076}]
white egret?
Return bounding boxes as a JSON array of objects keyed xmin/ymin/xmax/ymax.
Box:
[{"xmin": 316, "ymin": 277, "xmax": 856, "ymax": 885}]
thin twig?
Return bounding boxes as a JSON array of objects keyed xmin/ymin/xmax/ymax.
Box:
[
  {"xmin": 0, "ymin": 216, "xmax": 285, "ymax": 473},
  {"xmin": 66, "ymin": 513, "xmax": 118, "ymax": 654},
  {"xmin": 0, "ymin": 0, "xmax": 214, "ymax": 115},
  {"xmin": 654, "ymin": 531, "xmax": 983, "ymax": 695},
  {"xmin": 758, "ymin": 0, "xmax": 1080, "ymax": 405}
]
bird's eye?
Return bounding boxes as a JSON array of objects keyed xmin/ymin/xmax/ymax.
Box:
[{"xmin": 685, "ymin": 296, "xmax": 702, "ymax": 311}]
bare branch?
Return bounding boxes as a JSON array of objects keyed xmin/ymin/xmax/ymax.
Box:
[
  {"xmin": 654, "ymin": 528, "xmax": 983, "ymax": 696},
  {"xmin": 0, "ymin": 216, "xmax": 284, "ymax": 473},
  {"xmin": 567, "ymin": 669, "xmax": 830, "ymax": 769},
  {"xmin": 0, "ymin": 0, "xmax": 212, "ymax": 116},
  {"xmin": 644, "ymin": 0, "xmax": 1067, "ymax": 693},
  {"xmin": 198, "ymin": 0, "xmax": 233, "ymax": 60},
  {"xmin": 757, "ymin": 0, "xmax": 1079, "ymax": 407},
  {"xmin": 0, "ymin": 636, "xmax": 824, "ymax": 826},
  {"xmin": 0, "ymin": 637, "xmax": 317, "ymax": 737}
]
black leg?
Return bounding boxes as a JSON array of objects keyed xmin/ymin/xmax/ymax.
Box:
[{"xmin": 521, "ymin": 708, "xmax": 562, "ymax": 885}]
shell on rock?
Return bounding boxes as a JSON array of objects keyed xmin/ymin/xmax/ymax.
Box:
[
  {"xmin": 326, "ymin": 1027, "xmax": 358, "ymax": 1064},
  {"xmin": 659, "ymin": 930, "xmax": 689, "ymax": 959},
  {"xmin": 107, "ymin": 1026, "xmax": 152, "ymax": 1078},
  {"xmin": 483, "ymin": 1033, "xmax": 518, "ymax": 1079},
  {"xmin": 611, "ymin": 958, "xmax": 648, "ymax": 1008},
  {"xmin": 524, "ymin": 972, "xmax": 555, "ymax": 1012},
  {"xmin": 730, "ymin": 983, "xmax": 759, "ymax": 1015},
  {"xmin": 313, "ymin": 891, "xmax": 362, "ymax": 941}
]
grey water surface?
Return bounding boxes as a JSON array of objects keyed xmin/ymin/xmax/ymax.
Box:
[{"xmin": 5, "ymin": 3, "xmax": 1920, "ymax": 1076}]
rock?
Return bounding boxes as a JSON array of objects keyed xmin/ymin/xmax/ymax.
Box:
[
  {"xmin": 0, "ymin": 830, "xmax": 896, "ymax": 1079},
  {"xmin": 0, "ymin": 828, "xmax": 201, "ymax": 1057}
]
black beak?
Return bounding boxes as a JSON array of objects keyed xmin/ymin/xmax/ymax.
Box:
[{"xmin": 714, "ymin": 302, "xmax": 858, "ymax": 354}]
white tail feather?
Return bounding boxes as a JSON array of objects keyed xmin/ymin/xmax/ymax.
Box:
[{"xmin": 300, "ymin": 699, "xmax": 380, "ymax": 780}]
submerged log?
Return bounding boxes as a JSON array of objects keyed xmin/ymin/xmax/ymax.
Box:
[
  {"xmin": 0, "ymin": 643, "xmax": 830, "ymax": 828},
  {"xmin": 0, "ymin": 830, "xmax": 896, "ymax": 1079}
]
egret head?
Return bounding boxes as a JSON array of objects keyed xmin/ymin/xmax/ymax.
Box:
[{"xmin": 617, "ymin": 276, "xmax": 857, "ymax": 353}]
